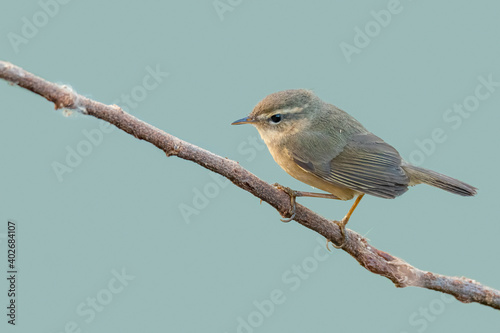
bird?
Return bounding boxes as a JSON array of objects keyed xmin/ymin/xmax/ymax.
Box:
[{"xmin": 231, "ymin": 89, "xmax": 477, "ymax": 248}]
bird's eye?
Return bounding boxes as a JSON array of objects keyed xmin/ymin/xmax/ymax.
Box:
[{"xmin": 269, "ymin": 114, "xmax": 282, "ymax": 124}]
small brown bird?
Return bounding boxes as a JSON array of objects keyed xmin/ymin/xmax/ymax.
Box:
[{"xmin": 232, "ymin": 89, "xmax": 477, "ymax": 247}]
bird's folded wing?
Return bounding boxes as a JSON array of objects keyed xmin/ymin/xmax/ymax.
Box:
[{"xmin": 292, "ymin": 132, "xmax": 409, "ymax": 199}]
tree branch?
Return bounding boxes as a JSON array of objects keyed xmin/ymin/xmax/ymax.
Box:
[{"xmin": 1, "ymin": 60, "xmax": 499, "ymax": 310}]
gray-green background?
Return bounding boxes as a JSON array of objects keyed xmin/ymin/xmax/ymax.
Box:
[{"xmin": 1, "ymin": 0, "xmax": 499, "ymax": 332}]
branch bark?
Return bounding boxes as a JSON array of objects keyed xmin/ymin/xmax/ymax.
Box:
[{"xmin": 1, "ymin": 60, "xmax": 499, "ymax": 310}]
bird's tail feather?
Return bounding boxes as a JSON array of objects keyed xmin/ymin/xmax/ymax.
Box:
[{"xmin": 402, "ymin": 164, "xmax": 477, "ymax": 197}]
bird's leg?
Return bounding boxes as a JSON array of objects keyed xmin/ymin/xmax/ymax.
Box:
[
  {"xmin": 273, "ymin": 184, "xmax": 341, "ymax": 222},
  {"xmin": 327, "ymin": 194, "xmax": 365, "ymax": 249},
  {"xmin": 273, "ymin": 184, "xmax": 365, "ymax": 251},
  {"xmin": 292, "ymin": 191, "xmax": 341, "ymax": 200}
]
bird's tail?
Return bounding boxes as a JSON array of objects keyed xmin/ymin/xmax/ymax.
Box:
[{"xmin": 402, "ymin": 164, "xmax": 477, "ymax": 196}]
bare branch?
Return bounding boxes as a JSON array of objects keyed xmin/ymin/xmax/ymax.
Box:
[{"xmin": 1, "ymin": 60, "xmax": 499, "ymax": 310}]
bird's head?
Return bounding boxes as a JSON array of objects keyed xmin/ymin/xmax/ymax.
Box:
[{"xmin": 232, "ymin": 89, "xmax": 320, "ymax": 145}]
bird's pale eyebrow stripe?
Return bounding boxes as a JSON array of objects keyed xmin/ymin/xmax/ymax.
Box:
[
  {"xmin": 256, "ymin": 107, "xmax": 305, "ymax": 121},
  {"xmin": 257, "ymin": 107, "xmax": 304, "ymax": 120},
  {"xmin": 277, "ymin": 106, "xmax": 303, "ymax": 115}
]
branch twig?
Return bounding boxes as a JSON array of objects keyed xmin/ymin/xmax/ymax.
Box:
[{"xmin": 1, "ymin": 60, "xmax": 499, "ymax": 310}]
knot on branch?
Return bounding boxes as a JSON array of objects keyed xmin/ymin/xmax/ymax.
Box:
[
  {"xmin": 52, "ymin": 84, "xmax": 88, "ymax": 115},
  {"xmin": 166, "ymin": 144, "xmax": 181, "ymax": 157}
]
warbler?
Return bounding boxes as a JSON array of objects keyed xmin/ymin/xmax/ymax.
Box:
[{"xmin": 232, "ymin": 89, "xmax": 476, "ymax": 247}]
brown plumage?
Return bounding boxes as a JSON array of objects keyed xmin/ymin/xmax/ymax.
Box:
[{"xmin": 233, "ymin": 89, "xmax": 477, "ymax": 201}]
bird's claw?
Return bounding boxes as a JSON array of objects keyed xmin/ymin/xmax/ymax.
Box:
[
  {"xmin": 273, "ymin": 183, "xmax": 297, "ymax": 222},
  {"xmin": 326, "ymin": 218, "xmax": 348, "ymax": 250}
]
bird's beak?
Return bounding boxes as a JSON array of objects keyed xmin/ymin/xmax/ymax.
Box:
[{"xmin": 231, "ymin": 116, "xmax": 255, "ymax": 125}]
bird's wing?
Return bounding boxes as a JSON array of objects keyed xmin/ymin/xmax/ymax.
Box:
[{"xmin": 291, "ymin": 132, "xmax": 409, "ymax": 199}]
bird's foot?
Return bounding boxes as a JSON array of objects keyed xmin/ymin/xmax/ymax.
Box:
[
  {"xmin": 272, "ymin": 183, "xmax": 297, "ymax": 222},
  {"xmin": 326, "ymin": 217, "xmax": 348, "ymax": 250}
]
